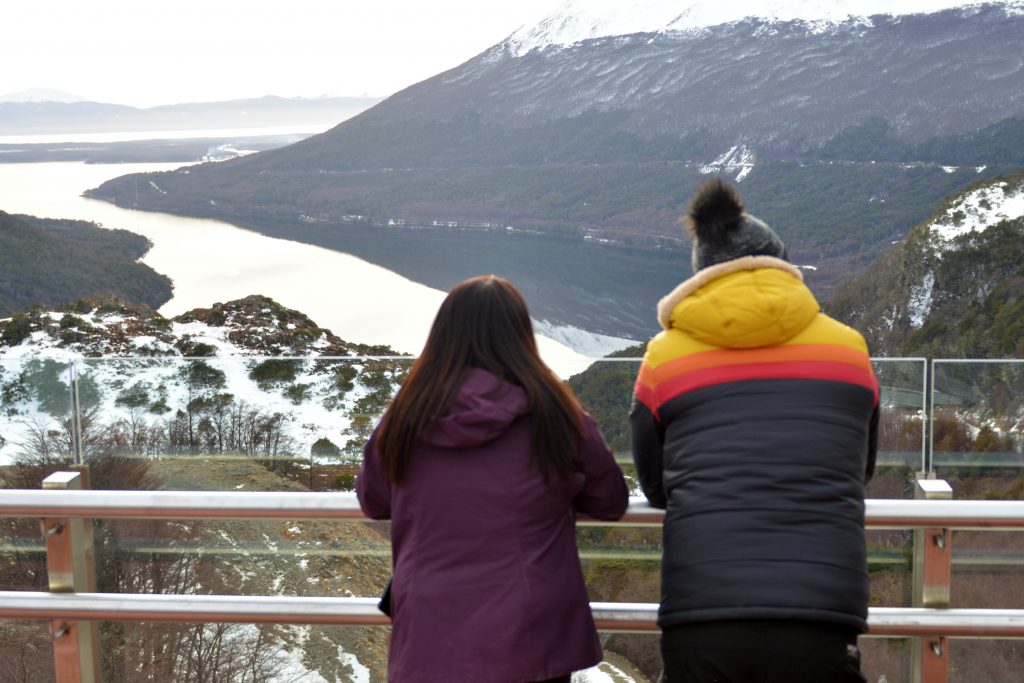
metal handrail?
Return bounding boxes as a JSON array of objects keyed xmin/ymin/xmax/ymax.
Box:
[
  {"xmin": 4, "ymin": 483, "xmax": 1024, "ymax": 682},
  {"xmin": 3, "ymin": 492, "xmax": 1024, "ymax": 529},
  {"xmin": 2, "ymin": 592, "xmax": 1023, "ymax": 638}
]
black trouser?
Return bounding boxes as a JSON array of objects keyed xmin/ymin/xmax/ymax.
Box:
[{"xmin": 661, "ymin": 619, "xmax": 866, "ymax": 683}]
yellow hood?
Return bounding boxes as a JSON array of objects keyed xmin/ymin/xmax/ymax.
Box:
[{"xmin": 658, "ymin": 256, "xmax": 820, "ymax": 349}]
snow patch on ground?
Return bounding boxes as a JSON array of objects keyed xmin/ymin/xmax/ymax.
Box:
[
  {"xmin": 929, "ymin": 180, "xmax": 1024, "ymax": 246},
  {"xmin": 576, "ymin": 660, "xmax": 638, "ymax": 682},
  {"xmin": 700, "ymin": 144, "xmax": 755, "ymax": 182},
  {"xmin": 337, "ymin": 647, "xmax": 371, "ymax": 683},
  {"xmin": 907, "ymin": 270, "xmax": 935, "ymax": 328}
]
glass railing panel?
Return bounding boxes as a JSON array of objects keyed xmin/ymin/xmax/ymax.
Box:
[
  {"xmin": 932, "ymin": 360, "xmax": 1024, "ymax": 487},
  {"xmin": 0, "ymin": 357, "xmax": 75, "ymax": 476},
  {"xmin": 6, "ymin": 354, "xmax": 1024, "ymax": 681},
  {"xmin": 860, "ymin": 639, "xmax": 912, "ymax": 683},
  {"xmin": 0, "ymin": 489, "xmax": 49, "ymax": 683},
  {"xmin": 937, "ymin": 361, "xmax": 1024, "ymax": 682},
  {"xmin": 0, "ymin": 356, "xmax": 76, "ymax": 640},
  {"xmin": 865, "ymin": 359, "xmax": 926, "ymax": 682},
  {"xmin": 0, "ymin": 355, "xmax": 410, "ymax": 681},
  {"xmin": 92, "ymin": 515, "xmax": 393, "ymax": 681},
  {"xmin": 73, "ymin": 356, "xmax": 413, "ymax": 491},
  {"xmin": 947, "ymin": 641, "xmax": 1024, "ymax": 683},
  {"xmin": 948, "ymin": 526, "xmax": 1024, "ymax": 680},
  {"xmin": 873, "ymin": 358, "xmax": 929, "ymax": 477}
]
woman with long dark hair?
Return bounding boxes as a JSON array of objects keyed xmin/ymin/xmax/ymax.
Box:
[{"xmin": 357, "ymin": 275, "xmax": 629, "ymax": 682}]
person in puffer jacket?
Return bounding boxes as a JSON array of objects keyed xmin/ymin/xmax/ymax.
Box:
[{"xmin": 631, "ymin": 179, "xmax": 878, "ymax": 683}]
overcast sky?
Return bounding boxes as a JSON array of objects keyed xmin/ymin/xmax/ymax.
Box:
[{"xmin": 0, "ymin": 0, "xmax": 560, "ymax": 107}]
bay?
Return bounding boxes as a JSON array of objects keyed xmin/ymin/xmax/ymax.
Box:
[{"xmin": 0, "ymin": 161, "xmax": 598, "ymax": 376}]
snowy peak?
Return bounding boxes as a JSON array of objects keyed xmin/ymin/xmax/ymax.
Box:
[{"xmin": 505, "ymin": 0, "xmax": 1019, "ymax": 55}]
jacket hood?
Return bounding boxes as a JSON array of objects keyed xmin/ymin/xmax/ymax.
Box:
[
  {"xmin": 657, "ymin": 256, "xmax": 820, "ymax": 348},
  {"xmin": 424, "ymin": 367, "xmax": 529, "ymax": 448}
]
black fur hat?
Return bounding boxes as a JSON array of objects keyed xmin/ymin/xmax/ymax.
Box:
[{"xmin": 686, "ymin": 179, "xmax": 788, "ymax": 272}]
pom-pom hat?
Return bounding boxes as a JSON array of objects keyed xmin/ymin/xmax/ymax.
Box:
[{"xmin": 686, "ymin": 178, "xmax": 788, "ymax": 272}]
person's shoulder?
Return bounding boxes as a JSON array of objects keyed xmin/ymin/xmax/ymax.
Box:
[
  {"xmin": 642, "ymin": 328, "xmax": 717, "ymax": 368},
  {"xmin": 797, "ymin": 312, "xmax": 870, "ymax": 354}
]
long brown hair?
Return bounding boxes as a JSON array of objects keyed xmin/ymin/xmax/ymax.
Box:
[{"xmin": 376, "ymin": 275, "xmax": 585, "ymax": 484}]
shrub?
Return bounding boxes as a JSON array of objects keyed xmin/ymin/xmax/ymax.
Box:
[
  {"xmin": 115, "ymin": 383, "xmax": 150, "ymax": 408},
  {"xmin": 332, "ymin": 472, "xmax": 356, "ymax": 490},
  {"xmin": 249, "ymin": 359, "xmax": 299, "ymax": 386}
]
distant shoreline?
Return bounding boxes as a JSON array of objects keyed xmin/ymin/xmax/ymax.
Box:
[{"xmin": 0, "ymin": 130, "xmax": 311, "ymax": 164}]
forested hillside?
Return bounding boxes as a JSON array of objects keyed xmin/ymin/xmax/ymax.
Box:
[{"xmin": 0, "ymin": 211, "xmax": 172, "ymax": 316}]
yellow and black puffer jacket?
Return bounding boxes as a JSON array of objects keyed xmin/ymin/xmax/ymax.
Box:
[{"xmin": 631, "ymin": 256, "xmax": 879, "ymax": 632}]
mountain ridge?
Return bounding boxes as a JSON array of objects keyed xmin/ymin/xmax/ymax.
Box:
[
  {"xmin": 84, "ymin": 2, "xmax": 1024, "ymax": 335},
  {"xmin": 503, "ymin": 0, "xmax": 1024, "ymax": 55}
]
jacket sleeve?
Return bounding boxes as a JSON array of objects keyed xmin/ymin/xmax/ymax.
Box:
[
  {"xmin": 572, "ymin": 412, "xmax": 630, "ymax": 521},
  {"xmin": 630, "ymin": 395, "xmax": 667, "ymax": 509},
  {"xmin": 865, "ymin": 402, "xmax": 879, "ymax": 483},
  {"xmin": 356, "ymin": 424, "xmax": 392, "ymax": 520}
]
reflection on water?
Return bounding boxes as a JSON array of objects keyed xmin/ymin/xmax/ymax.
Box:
[{"xmin": 0, "ymin": 161, "xmax": 592, "ymax": 375}]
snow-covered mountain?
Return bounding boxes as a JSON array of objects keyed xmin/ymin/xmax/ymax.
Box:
[
  {"xmin": 87, "ymin": 0, "xmax": 1024, "ymax": 340},
  {"xmin": 505, "ymin": 0, "xmax": 1019, "ymax": 54},
  {"xmin": 828, "ymin": 171, "xmax": 1024, "ymax": 356}
]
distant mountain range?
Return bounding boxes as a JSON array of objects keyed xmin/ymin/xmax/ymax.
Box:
[
  {"xmin": 0, "ymin": 88, "xmax": 87, "ymax": 103},
  {"xmin": 84, "ymin": 1, "xmax": 1024, "ymax": 335},
  {"xmin": 0, "ymin": 95, "xmax": 382, "ymax": 136}
]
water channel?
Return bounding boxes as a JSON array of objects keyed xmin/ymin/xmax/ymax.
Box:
[{"xmin": 0, "ymin": 161, "xmax": 596, "ymax": 376}]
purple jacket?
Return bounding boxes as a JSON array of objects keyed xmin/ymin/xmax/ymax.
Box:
[{"xmin": 357, "ymin": 368, "xmax": 629, "ymax": 682}]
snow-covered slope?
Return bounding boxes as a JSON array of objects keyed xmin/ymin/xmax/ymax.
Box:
[
  {"xmin": 505, "ymin": 0, "xmax": 1019, "ymax": 54},
  {"xmin": 0, "ymin": 295, "xmax": 405, "ymax": 466},
  {"xmin": 828, "ymin": 172, "xmax": 1024, "ymax": 353},
  {"xmin": 929, "ymin": 180, "xmax": 1024, "ymax": 246},
  {"xmin": 904, "ymin": 178, "xmax": 1024, "ymax": 326}
]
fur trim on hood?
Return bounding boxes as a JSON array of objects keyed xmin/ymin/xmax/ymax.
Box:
[{"xmin": 657, "ymin": 256, "xmax": 804, "ymax": 330}]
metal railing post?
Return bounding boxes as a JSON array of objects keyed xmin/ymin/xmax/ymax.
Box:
[
  {"xmin": 912, "ymin": 476, "xmax": 953, "ymax": 683},
  {"xmin": 69, "ymin": 362, "xmax": 84, "ymax": 466},
  {"xmin": 41, "ymin": 471, "xmax": 99, "ymax": 683},
  {"xmin": 926, "ymin": 358, "xmax": 938, "ymax": 473}
]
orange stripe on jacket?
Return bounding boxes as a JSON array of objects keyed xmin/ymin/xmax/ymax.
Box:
[
  {"xmin": 641, "ymin": 344, "xmax": 873, "ymax": 386},
  {"xmin": 635, "ymin": 359, "xmax": 879, "ymax": 419}
]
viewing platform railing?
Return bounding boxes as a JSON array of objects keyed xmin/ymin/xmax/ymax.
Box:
[{"xmin": 1, "ymin": 473, "xmax": 1024, "ymax": 682}]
